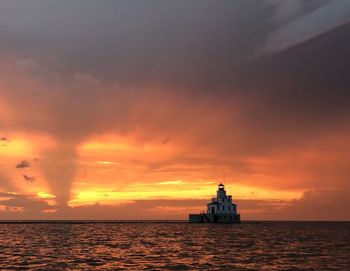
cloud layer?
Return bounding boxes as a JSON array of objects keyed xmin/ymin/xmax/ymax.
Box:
[
  {"xmin": 0, "ymin": 1, "xmax": 349, "ymax": 220},
  {"xmin": 261, "ymin": 0, "xmax": 350, "ymax": 54},
  {"xmin": 16, "ymin": 160, "xmax": 31, "ymax": 169}
]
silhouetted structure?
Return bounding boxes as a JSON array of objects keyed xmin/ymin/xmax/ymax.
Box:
[{"xmin": 189, "ymin": 183, "xmax": 240, "ymax": 223}]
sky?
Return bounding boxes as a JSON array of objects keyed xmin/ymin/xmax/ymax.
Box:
[{"xmin": 0, "ymin": 0, "xmax": 350, "ymax": 220}]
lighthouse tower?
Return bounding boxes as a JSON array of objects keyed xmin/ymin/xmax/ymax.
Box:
[
  {"xmin": 207, "ymin": 183, "xmax": 237, "ymax": 216},
  {"xmin": 189, "ymin": 182, "xmax": 240, "ymax": 223}
]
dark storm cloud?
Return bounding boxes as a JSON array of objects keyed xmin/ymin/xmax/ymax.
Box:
[
  {"xmin": 23, "ymin": 174, "xmax": 36, "ymax": 183},
  {"xmin": 261, "ymin": 0, "xmax": 350, "ymax": 54},
  {"xmin": 1, "ymin": 0, "xmax": 349, "ymax": 136},
  {"xmin": 0, "ymin": 0, "xmax": 274, "ymax": 88},
  {"xmin": 240, "ymin": 22, "xmax": 350, "ymax": 151},
  {"xmin": 1, "ymin": 195, "xmax": 348, "ymax": 220},
  {"xmin": 272, "ymin": 189, "xmax": 350, "ymax": 221},
  {"xmin": 15, "ymin": 160, "xmax": 31, "ymax": 169},
  {"xmin": 0, "ymin": 192, "xmax": 54, "ymax": 213},
  {"xmin": 0, "ymin": 0, "xmax": 344, "ymax": 91},
  {"xmin": 0, "ymin": 198, "xmax": 288, "ymax": 220}
]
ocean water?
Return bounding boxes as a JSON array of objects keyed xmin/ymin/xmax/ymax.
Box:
[{"xmin": 0, "ymin": 221, "xmax": 349, "ymax": 270}]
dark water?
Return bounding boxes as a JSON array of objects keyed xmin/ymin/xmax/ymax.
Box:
[{"xmin": 0, "ymin": 221, "xmax": 349, "ymax": 270}]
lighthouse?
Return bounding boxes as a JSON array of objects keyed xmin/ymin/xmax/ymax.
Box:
[{"xmin": 189, "ymin": 183, "xmax": 240, "ymax": 223}]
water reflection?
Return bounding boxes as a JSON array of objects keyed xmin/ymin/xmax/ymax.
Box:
[{"xmin": 0, "ymin": 222, "xmax": 349, "ymax": 270}]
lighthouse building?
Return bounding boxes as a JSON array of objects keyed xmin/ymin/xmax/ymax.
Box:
[
  {"xmin": 207, "ymin": 183, "xmax": 237, "ymax": 215},
  {"xmin": 189, "ymin": 183, "xmax": 240, "ymax": 223}
]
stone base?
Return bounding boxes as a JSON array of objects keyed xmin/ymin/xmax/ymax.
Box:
[{"xmin": 189, "ymin": 213, "xmax": 240, "ymax": 223}]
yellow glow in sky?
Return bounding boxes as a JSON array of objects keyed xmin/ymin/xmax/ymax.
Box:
[
  {"xmin": 69, "ymin": 180, "xmax": 302, "ymax": 207},
  {"xmin": 0, "ymin": 139, "xmax": 34, "ymax": 157},
  {"xmin": 37, "ymin": 192, "xmax": 56, "ymax": 199}
]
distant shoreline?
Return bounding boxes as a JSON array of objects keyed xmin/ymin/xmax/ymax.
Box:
[{"xmin": 0, "ymin": 220, "xmax": 349, "ymax": 224}]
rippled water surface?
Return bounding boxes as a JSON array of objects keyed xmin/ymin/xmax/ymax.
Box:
[{"xmin": 0, "ymin": 221, "xmax": 349, "ymax": 270}]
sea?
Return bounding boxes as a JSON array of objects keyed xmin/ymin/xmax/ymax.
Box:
[{"xmin": 0, "ymin": 221, "xmax": 349, "ymax": 270}]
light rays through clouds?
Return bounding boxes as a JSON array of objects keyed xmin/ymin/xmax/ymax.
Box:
[{"xmin": 0, "ymin": 0, "xmax": 350, "ymax": 220}]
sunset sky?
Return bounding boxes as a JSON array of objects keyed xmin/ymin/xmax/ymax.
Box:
[{"xmin": 1, "ymin": 0, "xmax": 350, "ymax": 220}]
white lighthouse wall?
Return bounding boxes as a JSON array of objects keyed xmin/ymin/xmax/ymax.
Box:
[
  {"xmin": 207, "ymin": 187, "xmax": 237, "ymax": 215},
  {"xmin": 190, "ymin": 183, "xmax": 240, "ymax": 223}
]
